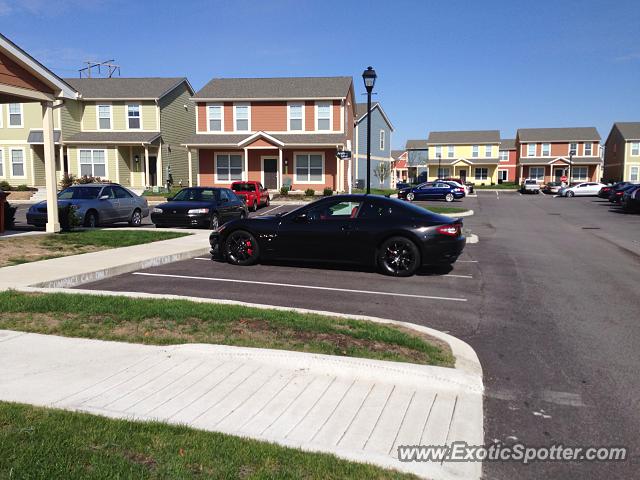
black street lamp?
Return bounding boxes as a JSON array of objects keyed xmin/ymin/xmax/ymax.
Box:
[
  {"xmin": 437, "ymin": 153, "xmax": 442, "ymax": 179},
  {"xmin": 362, "ymin": 66, "xmax": 377, "ymax": 194},
  {"xmin": 569, "ymin": 145, "xmax": 575, "ymax": 184}
]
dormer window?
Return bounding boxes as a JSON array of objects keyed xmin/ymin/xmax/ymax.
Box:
[
  {"xmin": 289, "ymin": 103, "xmax": 303, "ymax": 131},
  {"xmin": 234, "ymin": 104, "xmax": 250, "ymax": 132},
  {"xmin": 98, "ymin": 104, "xmax": 111, "ymax": 130},
  {"xmin": 127, "ymin": 104, "xmax": 141, "ymax": 129},
  {"xmin": 316, "ymin": 102, "xmax": 331, "ymax": 131}
]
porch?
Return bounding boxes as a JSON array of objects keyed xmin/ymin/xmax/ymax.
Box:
[{"xmin": 519, "ymin": 163, "xmax": 600, "ymax": 184}]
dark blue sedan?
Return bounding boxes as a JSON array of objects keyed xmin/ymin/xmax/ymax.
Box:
[{"xmin": 397, "ymin": 181, "xmax": 465, "ymax": 202}]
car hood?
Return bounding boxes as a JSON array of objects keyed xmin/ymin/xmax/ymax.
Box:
[{"xmin": 32, "ymin": 199, "xmax": 77, "ymax": 210}]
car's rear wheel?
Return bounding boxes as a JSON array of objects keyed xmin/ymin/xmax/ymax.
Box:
[
  {"xmin": 225, "ymin": 230, "xmax": 260, "ymax": 266},
  {"xmin": 567, "ymin": 191, "xmax": 575, "ymax": 197},
  {"xmin": 378, "ymin": 236, "xmax": 420, "ymax": 277},
  {"xmin": 251, "ymin": 201, "xmax": 258, "ymax": 212},
  {"xmin": 445, "ymin": 193, "xmax": 454, "ymax": 202},
  {"xmin": 129, "ymin": 208, "xmax": 142, "ymax": 226},
  {"xmin": 265, "ymin": 196, "xmax": 270, "ymax": 207},
  {"xmin": 210, "ymin": 213, "xmax": 220, "ymax": 230},
  {"xmin": 406, "ymin": 192, "xmax": 415, "ymax": 201},
  {"xmin": 84, "ymin": 210, "xmax": 99, "ymax": 228}
]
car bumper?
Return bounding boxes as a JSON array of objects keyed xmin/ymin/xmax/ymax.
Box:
[
  {"xmin": 151, "ymin": 213, "xmax": 210, "ymax": 228},
  {"xmin": 26, "ymin": 212, "xmax": 47, "ymax": 226},
  {"xmin": 421, "ymin": 236, "xmax": 466, "ymax": 266}
]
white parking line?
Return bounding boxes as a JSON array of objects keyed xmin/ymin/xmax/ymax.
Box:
[
  {"xmin": 443, "ymin": 274, "xmax": 473, "ymax": 279},
  {"xmin": 457, "ymin": 260, "xmax": 478, "ymax": 263},
  {"xmin": 258, "ymin": 205, "xmax": 285, "ymax": 216},
  {"xmin": 131, "ymin": 272, "xmax": 468, "ymax": 302}
]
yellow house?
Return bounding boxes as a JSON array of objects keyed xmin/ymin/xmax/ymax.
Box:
[
  {"xmin": 603, "ymin": 122, "xmax": 640, "ymax": 182},
  {"xmin": 426, "ymin": 130, "xmax": 501, "ymax": 185}
]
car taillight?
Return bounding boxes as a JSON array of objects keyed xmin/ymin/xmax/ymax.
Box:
[{"xmin": 436, "ymin": 224, "xmax": 461, "ymax": 237}]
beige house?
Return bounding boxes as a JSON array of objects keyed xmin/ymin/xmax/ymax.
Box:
[{"xmin": 603, "ymin": 122, "xmax": 640, "ymax": 183}]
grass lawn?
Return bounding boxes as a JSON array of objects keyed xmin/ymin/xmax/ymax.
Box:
[
  {"xmin": 353, "ymin": 188, "xmax": 397, "ymax": 196},
  {"xmin": 420, "ymin": 205, "xmax": 468, "ymax": 215},
  {"xmin": 0, "ymin": 401, "xmax": 415, "ymax": 479},
  {"xmin": 141, "ymin": 188, "xmax": 182, "ymax": 198},
  {"xmin": 473, "ymin": 183, "xmax": 518, "ymax": 190},
  {"xmin": 0, "ymin": 291, "xmax": 453, "ymax": 367},
  {"xmin": 0, "ymin": 230, "xmax": 189, "ymax": 267}
]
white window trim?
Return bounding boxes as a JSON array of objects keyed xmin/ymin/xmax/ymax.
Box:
[
  {"xmin": 206, "ymin": 103, "xmax": 224, "ymax": 133},
  {"xmin": 629, "ymin": 166, "xmax": 639, "ymax": 181},
  {"xmin": 126, "ymin": 103, "xmax": 143, "ymax": 130},
  {"xmin": 474, "ymin": 167, "xmax": 488, "ymax": 180},
  {"xmin": 78, "ymin": 149, "xmax": 108, "ymax": 178},
  {"xmin": 233, "ymin": 103, "xmax": 251, "ymax": 133},
  {"xmin": 527, "ymin": 143, "xmax": 536, "ymax": 157},
  {"xmin": 584, "ymin": 142, "xmax": 593, "ymax": 156},
  {"xmin": 485, "ymin": 144, "xmax": 493, "ymax": 158},
  {"xmin": 529, "ymin": 166, "xmax": 545, "ymax": 180},
  {"xmin": 631, "ymin": 142, "xmax": 640, "ymax": 156},
  {"xmin": 8, "ymin": 103, "xmax": 23, "ymax": 128},
  {"xmin": 214, "ymin": 151, "xmax": 245, "ymax": 183},
  {"xmin": 379, "ymin": 130, "xmax": 385, "ymax": 150},
  {"xmin": 569, "ymin": 142, "xmax": 578, "ymax": 156},
  {"xmin": 498, "ymin": 169, "xmax": 509, "ymax": 181},
  {"xmin": 287, "ymin": 102, "xmax": 305, "ymax": 132},
  {"xmin": 0, "ymin": 149, "xmax": 4, "ymax": 178},
  {"xmin": 541, "ymin": 143, "xmax": 551, "ymax": 156},
  {"xmin": 472, "ymin": 145, "xmax": 479, "ymax": 158},
  {"xmin": 434, "ymin": 145, "xmax": 442, "ymax": 159},
  {"xmin": 96, "ymin": 104, "xmax": 113, "ymax": 131},
  {"xmin": 572, "ymin": 166, "xmax": 588, "ymax": 181},
  {"xmin": 315, "ymin": 102, "xmax": 333, "ymax": 132},
  {"xmin": 293, "ymin": 151, "xmax": 325, "ymax": 184},
  {"xmin": 437, "ymin": 167, "xmax": 451, "ymax": 178},
  {"xmin": 499, "ymin": 150, "xmax": 509, "ymax": 162},
  {"xmin": 9, "ymin": 147, "xmax": 27, "ymax": 179},
  {"xmin": 447, "ymin": 145, "xmax": 455, "ymax": 158}
]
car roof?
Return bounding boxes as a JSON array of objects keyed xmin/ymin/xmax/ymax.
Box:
[{"xmin": 69, "ymin": 183, "xmax": 111, "ymax": 187}]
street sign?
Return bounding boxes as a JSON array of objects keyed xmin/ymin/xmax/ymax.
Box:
[
  {"xmin": 336, "ymin": 150, "xmax": 351, "ymax": 159},
  {"xmin": 561, "ymin": 175, "xmax": 568, "ymax": 182}
]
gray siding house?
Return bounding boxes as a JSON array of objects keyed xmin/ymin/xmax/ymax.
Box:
[{"xmin": 353, "ymin": 102, "xmax": 394, "ymax": 189}]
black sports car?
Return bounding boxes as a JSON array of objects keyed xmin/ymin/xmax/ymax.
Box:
[
  {"xmin": 151, "ymin": 187, "xmax": 247, "ymax": 229},
  {"xmin": 209, "ymin": 194, "xmax": 466, "ymax": 276}
]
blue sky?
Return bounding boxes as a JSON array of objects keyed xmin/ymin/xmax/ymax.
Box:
[{"xmin": 2, "ymin": 0, "xmax": 639, "ymax": 148}]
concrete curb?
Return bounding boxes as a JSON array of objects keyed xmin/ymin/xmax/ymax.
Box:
[{"xmin": 443, "ymin": 209, "xmax": 474, "ymax": 218}]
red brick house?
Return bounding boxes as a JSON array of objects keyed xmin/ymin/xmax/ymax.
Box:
[
  {"xmin": 391, "ymin": 150, "xmax": 408, "ymax": 186},
  {"xmin": 184, "ymin": 77, "xmax": 355, "ymax": 192},
  {"xmin": 498, "ymin": 139, "xmax": 517, "ymax": 182},
  {"xmin": 515, "ymin": 127, "xmax": 602, "ymax": 183}
]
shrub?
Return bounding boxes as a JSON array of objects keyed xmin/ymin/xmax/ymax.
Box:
[
  {"xmin": 59, "ymin": 205, "xmax": 81, "ymax": 231},
  {"xmin": 3, "ymin": 201, "xmax": 17, "ymax": 230},
  {"xmin": 323, "ymin": 187, "xmax": 333, "ymax": 196},
  {"xmin": 59, "ymin": 173, "xmax": 75, "ymax": 190},
  {"xmin": 280, "ymin": 186, "xmax": 289, "ymax": 196},
  {"xmin": 15, "ymin": 184, "xmax": 30, "ymax": 191},
  {"xmin": 0, "ymin": 181, "xmax": 10, "ymax": 191},
  {"xmin": 304, "ymin": 188, "xmax": 315, "ymax": 197}
]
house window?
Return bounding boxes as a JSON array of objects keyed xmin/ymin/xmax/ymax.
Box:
[
  {"xmin": 10, "ymin": 149, "xmax": 25, "ymax": 177},
  {"xmin": 485, "ymin": 144, "xmax": 492, "ymax": 157},
  {"xmin": 569, "ymin": 142, "xmax": 577, "ymax": 155},
  {"xmin": 295, "ymin": 153, "xmax": 323, "ymax": 182},
  {"xmin": 584, "ymin": 143, "xmax": 593, "ymax": 156},
  {"xmin": 498, "ymin": 169, "xmax": 508, "ymax": 181},
  {"xmin": 437, "ymin": 167, "xmax": 450, "ymax": 178},
  {"xmin": 316, "ymin": 102, "xmax": 331, "ymax": 130},
  {"xmin": 216, "ymin": 153, "xmax": 243, "ymax": 181},
  {"xmin": 447, "ymin": 145, "xmax": 454, "ymax": 158},
  {"xmin": 289, "ymin": 103, "xmax": 303, "ymax": 131},
  {"xmin": 529, "ymin": 166, "xmax": 545, "ymax": 180},
  {"xmin": 474, "ymin": 167, "xmax": 488, "ymax": 180},
  {"xmin": 572, "ymin": 167, "xmax": 588, "ymax": 181},
  {"xmin": 97, "ymin": 105, "xmax": 111, "ymax": 130},
  {"xmin": 208, "ymin": 104, "xmax": 222, "ymax": 131},
  {"xmin": 631, "ymin": 142, "xmax": 640, "ymax": 156},
  {"xmin": 234, "ymin": 104, "xmax": 249, "ymax": 132},
  {"xmin": 542, "ymin": 143, "xmax": 550, "ymax": 156},
  {"xmin": 8, "ymin": 103, "xmax": 23, "ymax": 127},
  {"xmin": 630, "ymin": 166, "xmax": 639, "ymax": 181},
  {"xmin": 499, "ymin": 150, "xmax": 508, "ymax": 161},
  {"xmin": 434, "ymin": 145, "xmax": 442, "ymax": 158},
  {"xmin": 0, "ymin": 150, "xmax": 3, "ymax": 177},
  {"xmin": 527, "ymin": 143, "xmax": 536, "ymax": 156},
  {"xmin": 79, "ymin": 149, "xmax": 106, "ymax": 177},
  {"xmin": 127, "ymin": 104, "xmax": 141, "ymax": 129},
  {"xmin": 472, "ymin": 145, "xmax": 479, "ymax": 158},
  {"xmin": 379, "ymin": 130, "xmax": 385, "ymax": 150}
]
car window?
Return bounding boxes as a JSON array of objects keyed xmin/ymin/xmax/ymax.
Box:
[
  {"xmin": 434, "ymin": 183, "xmax": 449, "ymax": 188},
  {"xmin": 219, "ymin": 189, "xmax": 232, "ymax": 202},
  {"xmin": 358, "ymin": 200, "xmax": 394, "ymax": 219},
  {"xmin": 114, "ymin": 186, "xmax": 132, "ymax": 198},
  {"xmin": 231, "ymin": 183, "xmax": 256, "ymax": 192},
  {"xmin": 306, "ymin": 200, "xmax": 362, "ymax": 221},
  {"xmin": 101, "ymin": 186, "xmax": 116, "ymax": 199},
  {"xmin": 201, "ymin": 189, "xmax": 217, "ymax": 201},
  {"xmin": 419, "ymin": 183, "xmax": 433, "ymax": 189},
  {"xmin": 58, "ymin": 187, "xmax": 101, "ymax": 200}
]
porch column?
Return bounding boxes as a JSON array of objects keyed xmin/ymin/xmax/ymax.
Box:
[
  {"xmin": 187, "ymin": 148, "xmax": 193, "ymax": 187},
  {"xmin": 347, "ymin": 157, "xmax": 352, "ymax": 194},
  {"xmin": 144, "ymin": 144, "xmax": 150, "ymax": 188},
  {"xmin": 58, "ymin": 145, "xmax": 63, "ymax": 179},
  {"xmin": 42, "ymin": 101, "xmax": 60, "ymax": 233},
  {"xmin": 277, "ymin": 148, "xmax": 283, "ymax": 189},
  {"xmin": 114, "ymin": 147, "xmax": 120, "ymax": 184},
  {"xmin": 519, "ymin": 165, "xmax": 523, "ymax": 182},
  {"xmin": 157, "ymin": 144, "xmax": 163, "ymax": 187},
  {"xmin": 243, "ymin": 147, "xmax": 248, "ymax": 181}
]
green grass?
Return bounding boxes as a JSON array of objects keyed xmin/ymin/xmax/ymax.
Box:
[
  {"xmin": 420, "ymin": 206, "xmax": 468, "ymax": 214},
  {"xmin": 353, "ymin": 188, "xmax": 397, "ymax": 196},
  {"xmin": 0, "ymin": 291, "xmax": 453, "ymax": 367},
  {"xmin": 473, "ymin": 182, "xmax": 518, "ymax": 190},
  {"xmin": 142, "ymin": 188, "xmax": 182, "ymax": 198},
  {"xmin": 0, "ymin": 401, "xmax": 415, "ymax": 479}
]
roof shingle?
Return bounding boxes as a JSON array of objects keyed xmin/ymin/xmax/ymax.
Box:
[
  {"xmin": 500, "ymin": 138, "xmax": 516, "ymax": 150},
  {"xmin": 517, "ymin": 127, "xmax": 600, "ymax": 142},
  {"xmin": 64, "ymin": 77, "xmax": 190, "ymax": 100},
  {"xmin": 613, "ymin": 122, "xmax": 640, "ymax": 141},
  {"xmin": 427, "ymin": 130, "xmax": 500, "ymax": 144},
  {"xmin": 405, "ymin": 139, "xmax": 428, "ymax": 150},
  {"xmin": 183, "ymin": 133, "xmax": 347, "ymax": 147},
  {"xmin": 64, "ymin": 131, "xmax": 161, "ymax": 144}
]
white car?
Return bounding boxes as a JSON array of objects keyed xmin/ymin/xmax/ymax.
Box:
[{"xmin": 560, "ymin": 182, "xmax": 606, "ymax": 197}]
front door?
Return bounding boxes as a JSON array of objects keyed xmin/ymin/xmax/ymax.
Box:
[
  {"xmin": 263, "ymin": 158, "xmax": 278, "ymax": 189},
  {"xmin": 554, "ymin": 167, "xmax": 567, "ymax": 182},
  {"xmin": 459, "ymin": 169, "xmax": 467, "ymax": 183},
  {"xmin": 148, "ymin": 156, "xmax": 158, "ymax": 186}
]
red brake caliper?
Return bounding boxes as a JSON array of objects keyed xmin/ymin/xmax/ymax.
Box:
[{"xmin": 245, "ymin": 240, "xmax": 253, "ymax": 255}]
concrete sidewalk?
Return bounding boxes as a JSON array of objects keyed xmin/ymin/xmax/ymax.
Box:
[{"xmin": 0, "ymin": 330, "xmax": 483, "ymax": 479}]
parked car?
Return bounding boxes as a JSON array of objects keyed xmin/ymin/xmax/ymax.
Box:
[
  {"xmin": 520, "ymin": 179, "xmax": 541, "ymax": 194},
  {"xmin": 559, "ymin": 182, "xmax": 606, "ymax": 197},
  {"xmin": 210, "ymin": 194, "xmax": 466, "ymax": 277},
  {"xmin": 231, "ymin": 181, "xmax": 270, "ymax": 212},
  {"xmin": 151, "ymin": 187, "xmax": 247, "ymax": 229},
  {"xmin": 397, "ymin": 181, "xmax": 465, "ymax": 202},
  {"xmin": 621, "ymin": 184, "xmax": 640, "ymax": 212},
  {"xmin": 608, "ymin": 183, "xmax": 638, "ymax": 204},
  {"xmin": 597, "ymin": 183, "xmax": 621, "ymax": 198},
  {"xmin": 396, "ymin": 181, "xmax": 411, "ymax": 190},
  {"xmin": 441, "ymin": 178, "xmax": 474, "ymax": 194},
  {"xmin": 26, "ymin": 183, "xmax": 148, "ymax": 228},
  {"xmin": 542, "ymin": 181, "xmax": 562, "ymax": 194}
]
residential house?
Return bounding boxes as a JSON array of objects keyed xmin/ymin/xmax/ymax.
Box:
[
  {"xmin": 515, "ymin": 127, "xmax": 602, "ymax": 184},
  {"xmin": 353, "ymin": 102, "xmax": 394, "ymax": 189},
  {"xmin": 498, "ymin": 138, "xmax": 517, "ymax": 183},
  {"xmin": 184, "ymin": 76, "xmax": 356, "ymax": 192},
  {"xmin": 603, "ymin": 122, "xmax": 640, "ymax": 183},
  {"xmin": 426, "ymin": 130, "xmax": 501, "ymax": 185},
  {"xmin": 391, "ymin": 149, "xmax": 408, "ymax": 186},
  {"xmin": 405, "ymin": 139, "xmax": 428, "ymax": 182}
]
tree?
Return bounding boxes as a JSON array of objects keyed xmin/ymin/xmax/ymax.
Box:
[{"xmin": 373, "ymin": 162, "xmax": 392, "ymax": 187}]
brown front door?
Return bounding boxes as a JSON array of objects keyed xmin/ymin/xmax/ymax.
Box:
[
  {"xmin": 459, "ymin": 169, "xmax": 467, "ymax": 183},
  {"xmin": 148, "ymin": 156, "xmax": 157, "ymax": 186},
  {"xmin": 263, "ymin": 158, "xmax": 277, "ymax": 189}
]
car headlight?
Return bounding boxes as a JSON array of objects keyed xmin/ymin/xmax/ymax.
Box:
[
  {"xmin": 188, "ymin": 208, "xmax": 209, "ymax": 214},
  {"xmin": 152, "ymin": 207, "xmax": 163, "ymax": 214}
]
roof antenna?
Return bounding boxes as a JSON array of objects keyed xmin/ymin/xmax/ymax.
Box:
[{"xmin": 78, "ymin": 60, "xmax": 121, "ymax": 78}]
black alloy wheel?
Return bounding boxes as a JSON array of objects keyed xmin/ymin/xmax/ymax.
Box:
[
  {"xmin": 225, "ymin": 230, "xmax": 260, "ymax": 266},
  {"xmin": 378, "ymin": 236, "xmax": 420, "ymax": 277}
]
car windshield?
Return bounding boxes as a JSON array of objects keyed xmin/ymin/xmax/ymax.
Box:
[
  {"xmin": 232, "ymin": 183, "xmax": 256, "ymax": 192},
  {"xmin": 57, "ymin": 187, "xmax": 101, "ymax": 200},
  {"xmin": 171, "ymin": 188, "xmax": 217, "ymax": 201}
]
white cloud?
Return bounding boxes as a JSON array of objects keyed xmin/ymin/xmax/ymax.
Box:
[{"xmin": 614, "ymin": 52, "xmax": 640, "ymax": 62}]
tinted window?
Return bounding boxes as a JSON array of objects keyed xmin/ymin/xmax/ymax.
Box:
[
  {"xmin": 58, "ymin": 187, "xmax": 101, "ymax": 200},
  {"xmin": 219, "ymin": 189, "xmax": 232, "ymax": 202},
  {"xmin": 231, "ymin": 183, "xmax": 256, "ymax": 192},
  {"xmin": 201, "ymin": 189, "xmax": 217, "ymax": 201},
  {"xmin": 114, "ymin": 186, "xmax": 132, "ymax": 198},
  {"xmin": 358, "ymin": 200, "xmax": 394, "ymax": 219},
  {"xmin": 172, "ymin": 188, "xmax": 218, "ymax": 202}
]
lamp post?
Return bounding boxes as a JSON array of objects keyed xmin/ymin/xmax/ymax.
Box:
[
  {"xmin": 569, "ymin": 146, "xmax": 575, "ymax": 184},
  {"xmin": 362, "ymin": 66, "xmax": 377, "ymax": 194},
  {"xmin": 437, "ymin": 153, "xmax": 442, "ymax": 179}
]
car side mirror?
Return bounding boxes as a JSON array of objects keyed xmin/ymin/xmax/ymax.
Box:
[
  {"xmin": 294, "ymin": 213, "xmax": 308, "ymax": 223},
  {"xmin": 99, "ymin": 195, "xmax": 109, "ymax": 200}
]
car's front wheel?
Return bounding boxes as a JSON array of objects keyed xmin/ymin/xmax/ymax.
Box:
[
  {"xmin": 406, "ymin": 192, "xmax": 415, "ymax": 201},
  {"xmin": 378, "ymin": 236, "xmax": 420, "ymax": 277},
  {"xmin": 225, "ymin": 230, "xmax": 260, "ymax": 266},
  {"xmin": 129, "ymin": 208, "xmax": 142, "ymax": 226},
  {"xmin": 445, "ymin": 193, "xmax": 454, "ymax": 202},
  {"xmin": 84, "ymin": 211, "xmax": 99, "ymax": 228},
  {"xmin": 251, "ymin": 200, "xmax": 258, "ymax": 212},
  {"xmin": 210, "ymin": 213, "xmax": 220, "ymax": 229},
  {"xmin": 567, "ymin": 191, "xmax": 575, "ymax": 197}
]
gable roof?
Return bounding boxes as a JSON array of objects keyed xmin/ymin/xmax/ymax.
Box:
[
  {"xmin": 354, "ymin": 102, "xmax": 394, "ymax": 130},
  {"xmin": 183, "ymin": 132, "xmax": 347, "ymax": 148},
  {"xmin": 427, "ymin": 130, "xmax": 500, "ymax": 145},
  {"xmin": 613, "ymin": 122, "xmax": 640, "ymax": 141},
  {"xmin": 193, "ymin": 76, "xmax": 353, "ymax": 100},
  {"xmin": 500, "ymin": 138, "xmax": 516, "ymax": 150},
  {"xmin": 517, "ymin": 127, "xmax": 600, "ymax": 142},
  {"xmin": 391, "ymin": 150, "xmax": 406, "ymax": 159},
  {"xmin": 64, "ymin": 77, "xmax": 193, "ymax": 100},
  {"xmin": 406, "ymin": 139, "xmax": 428, "ymax": 150}
]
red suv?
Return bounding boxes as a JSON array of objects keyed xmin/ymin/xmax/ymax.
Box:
[{"xmin": 231, "ymin": 181, "xmax": 270, "ymax": 211}]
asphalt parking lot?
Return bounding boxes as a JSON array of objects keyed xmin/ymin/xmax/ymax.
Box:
[{"xmin": 77, "ymin": 191, "xmax": 640, "ymax": 480}]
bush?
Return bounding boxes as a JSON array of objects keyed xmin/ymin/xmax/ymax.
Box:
[
  {"xmin": 304, "ymin": 188, "xmax": 315, "ymax": 197},
  {"xmin": 59, "ymin": 204, "xmax": 81, "ymax": 231},
  {"xmin": 323, "ymin": 187, "xmax": 333, "ymax": 196},
  {"xmin": 76, "ymin": 175, "xmax": 109, "ymax": 185},
  {"xmin": 59, "ymin": 173, "xmax": 76, "ymax": 190},
  {"xmin": 280, "ymin": 186, "xmax": 289, "ymax": 196},
  {"xmin": 15, "ymin": 184, "xmax": 30, "ymax": 191},
  {"xmin": 3, "ymin": 201, "xmax": 17, "ymax": 230},
  {"xmin": 0, "ymin": 181, "xmax": 10, "ymax": 191}
]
